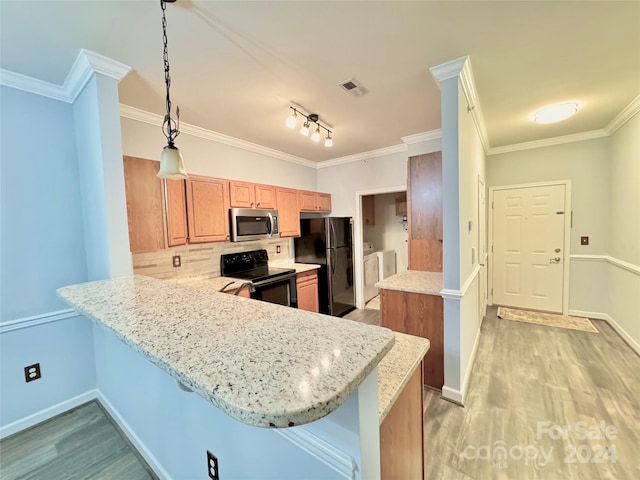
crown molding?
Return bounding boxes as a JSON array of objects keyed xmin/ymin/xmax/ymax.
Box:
[
  {"xmin": 429, "ymin": 56, "xmax": 469, "ymax": 84},
  {"xmin": 0, "ymin": 49, "xmax": 130, "ymax": 103},
  {"xmin": 488, "ymin": 129, "xmax": 609, "ymax": 155},
  {"xmin": 120, "ymin": 104, "xmax": 317, "ymax": 169},
  {"xmin": 401, "ymin": 129, "xmax": 442, "ymax": 145},
  {"xmin": 316, "ymin": 143, "xmax": 408, "ymax": 169},
  {"xmin": 605, "ymin": 94, "xmax": 640, "ymax": 134},
  {"xmin": 0, "ymin": 69, "xmax": 69, "ymax": 102}
]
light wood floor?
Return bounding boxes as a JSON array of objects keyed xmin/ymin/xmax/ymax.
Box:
[
  {"xmin": 423, "ymin": 309, "xmax": 640, "ymax": 479},
  {"xmin": 0, "ymin": 401, "xmax": 157, "ymax": 480}
]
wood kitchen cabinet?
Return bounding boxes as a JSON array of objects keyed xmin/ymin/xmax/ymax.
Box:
[
  {"xmin": 362, "ymin": 195, "xmax": 375, "ymax": 226},
  {"xmin": 408, "ymin": 152, "xmax": 443, "ymax": 271},
  {"xmin": 296, "ymin": 270, "xmax": 319, "ymax": 312},
  {"xmin": 276, "ymin": 187, "xmax": 301, "ymax": 238},
  {"xmin": 229, "ymin": 181, "xmax": 277, "ymax": 210},
  {"xmin": 380, "ymin": 289, "xmax": 444, "ymax": 389},
  {"xmin": 186, "ymin": 175, "xmax": 230, "ymax": 243},
  {"xmin": 123, "ymin": 156, "xmax": 166, "ymax": 253},
  {"xmin": 380, "ymin": 364, "xmax": 424, "ymax": 479},
  {"xmin": 164, "ymin": 179, "xmax": 188, "ymax": 247},
  {"xmin": 299, "ymin": 190, "xmax": 332, "ymax": 213}
]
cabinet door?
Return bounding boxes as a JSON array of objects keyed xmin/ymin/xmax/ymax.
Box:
[
  {"xmin": 317, "ymin": 193, "xmax": 332, "ymax": 213},
  {"xmin": 255, "ymin": 184, "xmax": 277, "ymax": 209},
  {"xmin": 297, "ymin": 271, "xmax": 319, "ymax": 312},
  {"xmin": 164, "ymin": 179, "xmax": 188, "ymax": 247},
  {"xmin": 362, "ymin": 195, "xmax": 375, "ymax": 226},
  {"xmin": 408, "ymin": 152, "xmax": 442, "ymax": 271},
  {"xmin": 229, "ymin": 180, "xmax": 255, "ymax": 209},
  {"xmin": 298, "ymin": 191, "xmax": 317, "ymax": 212},
  {"xmin": 276, "ymin": 188, "xmax": 300, "ymax": 237},
  {"xmin": 186, "ymin": 176, "xmax": 230, "ymax": 243},
  {"xmin": 123, "ymin": 156, "xmax": 165, "ymax": 253}
]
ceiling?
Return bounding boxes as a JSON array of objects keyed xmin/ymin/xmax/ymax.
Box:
[{"xmin": 1, "ymin": 1, "xmax": 638, "ymax": 162}]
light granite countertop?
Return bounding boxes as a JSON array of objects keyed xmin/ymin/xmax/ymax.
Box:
[
  {"xmin": 57, "ymin": 275, "xmax": 394, "ymax": 429},
  {"xmin": 270, "ymin": 261, "xmax": 321, "ymax": 274},
  {"xmin": 173, "ymin": 275, "xmax": 247, "ymax": 292},
  {"xmin": 376, "ymin": 332, "xmax": 430, "ymax": 424},
  {"xmin": 375, "ymin": 270, "xmax": 443, "ymax": 296}
]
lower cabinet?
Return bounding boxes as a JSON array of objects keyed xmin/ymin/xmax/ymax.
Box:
[
  {"xmin": 296, "ymin": 270, "xmax": 319, "ymax": 313},
  {"xmin": 380, "ymin": 289, "xmax": 444, "ymax": 389},
  {"xmin": 380, "ymin": 364, "xmax": 424, "ymax": 480}
]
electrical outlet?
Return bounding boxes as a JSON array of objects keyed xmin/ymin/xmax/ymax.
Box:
[
  {"xmin": 172, "ymin": 255, "xmax": 181, "ymax": 268},
  {"xmin": 276, "ymin": 245, "xmax": 281, "ymax": 254},
  {"xmin": 207, "ymin": 451, "xmax": 219, "ymax": 480},
  {"xmin": 24, "ymin": 363, "xmax": 41, "ymax": 383}
]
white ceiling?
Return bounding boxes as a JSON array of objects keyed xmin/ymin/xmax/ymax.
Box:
[{"xmin": 1, "ymin": 1, "xmax": 638, "ymax": 162}]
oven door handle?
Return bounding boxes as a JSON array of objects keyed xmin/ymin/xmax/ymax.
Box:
[{"xmin": 267, "ymin": 212, "xmax": 274, "ymax": 237}]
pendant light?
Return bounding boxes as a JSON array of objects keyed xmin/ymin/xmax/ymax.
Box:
[{"xmin": 157, "ymin": 0, "xmax": 188, "ymax": 180}]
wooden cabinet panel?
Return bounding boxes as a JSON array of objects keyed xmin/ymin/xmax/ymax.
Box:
[
  {"xmin": 276, "ymin": 188, "xmax": 300, "ymax": 237},
  {"xmin": 298, "ymin": 190, "xmax": 317, "ymax": 212},
  {"xmin": 164, "ymin": 179, "xmax": 188, "ymax": 247},
  {"xmin": 123, "ymin": 156, "xmax": 165, "ymax": 253},
  {"xmin": 229, "ymin": 180, "xmax": 255, "ymax": 209},
  {"xmin": 297, "ymin": 270, "xmax": 319, "ymax": 312},
  {"xmin": 380, "ymin": 364, "xmax": 424, "ymax": 480},
  {"xmin": 380, "ymin": 289, "xmax": 444, "ymax": 389},
  {"xmin": 317, "ymin": 193, "xmax": 332, "ymax": 213},
  {"xmin": 186, "ymin": 175, "xmax": 230, "ymax": 243},
  {"xmin": 395, "ymin": 195, "xmax": 407, "ymax": 216},
  {"xmin": 362, "ymin": 195, "xmax": 375, "ymax": 226},
  {"xmin": 255, "ymin": 184, "xmax": 277, "ymax": 209},
  {"xmin": 408, "ymin": 152, "xmax": 443, "ymax": 271}
]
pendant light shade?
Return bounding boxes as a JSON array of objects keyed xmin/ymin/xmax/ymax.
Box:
[{"xmin": 158, "ymin": 145, "xmax": 188, "ymax": 180}]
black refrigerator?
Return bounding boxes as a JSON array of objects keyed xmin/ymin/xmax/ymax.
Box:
[{"xmin": 294, "ymin": 217, "xmax": 355, "ymax": 317}]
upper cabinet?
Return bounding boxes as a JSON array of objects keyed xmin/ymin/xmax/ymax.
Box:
[
  {"xmin": 164, "ymin": 179, "xmax": 188, "ymax": 247},
  {"xmin": 276, "ymin": 187, "xmax": 301, "ymax": 238},
  {"xmin": 407, "ymin": 152, "xmax": 443, "ymax": 272},
  {"xmin": 123, "ymin": 156, "xmax": 166, "ymax": 254},
  {"xmin": 362, "ymin": 195, "xmax": 375, "ymax": 226},
  {"xmin": 299, "ymin": 190, "xmax": 332, "ymax": 213},
  {"xmin": 229, "ymin": 181, "xmax": 278, "ymax": 210},
  {"xmin": 186, "ymin": 176, "xmax": 230, "ymax": 243}
]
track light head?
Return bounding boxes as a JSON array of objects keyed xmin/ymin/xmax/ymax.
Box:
[
  {"xmin": 324, "ymin": 132, "xmax": 333, "ymax": 147},
  {"xmin": 300, "ymin": 121, "xmax": 310, "ymax": 136},
  {"xmin": 311, "ymin": 126, "xmax": 321, "ymax": 142},
  {"xmin": 285, "ymin": 110, "xmax": 297, "ymax": 128}
]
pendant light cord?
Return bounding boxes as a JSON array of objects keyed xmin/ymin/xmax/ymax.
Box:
[{"xmin": 161, "ymin": 0, "xmax": 180, "ymax": 147}]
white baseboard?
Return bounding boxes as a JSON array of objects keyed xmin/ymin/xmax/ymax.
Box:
[
  {"xmin": 441, "ymin": 386, "xmax": 463, "ymax": 405},
  {"xmin": 96, "ymin": 390, "xmax": 172, "ymax": 480},
  {"xmin": 569, "ymin": 309, "xmax": 640, "ymax": 356},
  {"xmin": 0, "ymin": 389, "xmax": 97, "ymax": 439}
]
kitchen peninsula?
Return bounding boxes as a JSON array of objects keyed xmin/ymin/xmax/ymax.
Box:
[{"xmin": 57, "ymin": 275, "xmax": 429, "ymax": 479}]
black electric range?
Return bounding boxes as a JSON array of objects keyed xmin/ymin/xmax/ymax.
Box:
[{"xmin": 221, "ymin": 249, "xmax": 297, "ymax": 307}]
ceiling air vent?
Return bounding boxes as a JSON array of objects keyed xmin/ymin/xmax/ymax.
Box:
[{"xmin": 339, "ymin": 77, "xmax": 367, "ymax": 97}]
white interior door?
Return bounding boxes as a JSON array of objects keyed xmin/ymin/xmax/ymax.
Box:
[
  {"xmin": 478, "ymin": 177, "xmax": 487, "ymax": 318},
  {"xmin": 492, "ymin": 184, "xmax": 566, "ymax": 313}
]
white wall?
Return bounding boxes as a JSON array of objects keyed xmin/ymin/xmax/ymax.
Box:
[
  {"xmin": 0, "ymin": 86, "xmax": 95, "ymax": 430},
  {"xmin": 121, "ymin": 117, "xmax": 317, "ymax": 192},
  {"xmin": 608, "ymin": 112, "xmax": 640, "ymax": 349}
]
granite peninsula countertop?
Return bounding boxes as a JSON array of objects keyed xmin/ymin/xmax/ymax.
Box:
[
  {"xmin": 375, "ymin": 270, "xmax": 443, "ymax": 296},
  {"xmin": 57, "ymin": 275, "xmax": 395, "ymax": 428},
  {"xmin": 377, "ymin": 332, "xmax": 430, "ymax": 424}
]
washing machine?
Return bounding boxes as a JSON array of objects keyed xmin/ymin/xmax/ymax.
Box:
[
  {"xmin": 363, "ymin": 242, "xmax": 379, "ymax": 303},
  {"xmin": 377, "ymin": 250, "xmax": 397, "ymax": 282}
]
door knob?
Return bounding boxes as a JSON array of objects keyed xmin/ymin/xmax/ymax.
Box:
[
  {"xmin": 555, "ymin": 248, "xmax": 561, "ymax": 253},
  {"xmin": 549, "ymin": 257, "xmax": 561, "ymax": 264}
]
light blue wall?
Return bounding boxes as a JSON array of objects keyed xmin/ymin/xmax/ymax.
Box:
[
  {"xmin": 1, "ymin": 86, "xmax": 88, "ymax": 321},
  {"xmin": 0, "ymin": 86, "xmax": 95, "ymax": 429}
]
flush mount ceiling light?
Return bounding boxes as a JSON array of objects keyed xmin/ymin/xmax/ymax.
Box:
[
  {"xmin": 533, "ymin": 102, "xmax": 580, "ymax": 124},
  {"xmin": 157, "ymin": 0, "xmax": 188, "ymax": 180},
  {"xmin": 285, "ymin": 106, "xmax": 333, "ymax": 147}
]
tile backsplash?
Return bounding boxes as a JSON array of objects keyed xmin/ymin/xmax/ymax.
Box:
[{"xmin": 132, "ymin": 238, "xmax": 292, "ymax": 281}]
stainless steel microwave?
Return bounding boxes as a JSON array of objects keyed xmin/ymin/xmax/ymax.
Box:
[{"xmin": 229, "ymin": 208, "xmax": 280, "ymax": 242}]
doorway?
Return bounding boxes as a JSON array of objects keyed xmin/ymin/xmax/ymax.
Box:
[
  {"xmin": 489, "ymin": 181, "xmax": 571, "ymax": 314},
  {"xmin": 353, "ymin": 186, "xmax": 406, "ymax": 309}
]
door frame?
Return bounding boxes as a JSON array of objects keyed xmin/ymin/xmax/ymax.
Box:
[
  {"xmin": 354, "ymin": 186, "xmax": 407, "ymax": 309},
  {"xmin": 488, "ymin": 180, "xmax": 572, "ymax": 315}
]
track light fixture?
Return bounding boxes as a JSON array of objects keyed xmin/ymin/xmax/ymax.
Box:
[{"xmin": 285, "ymin": 106, "xmax": 333, "ymax": 147}]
